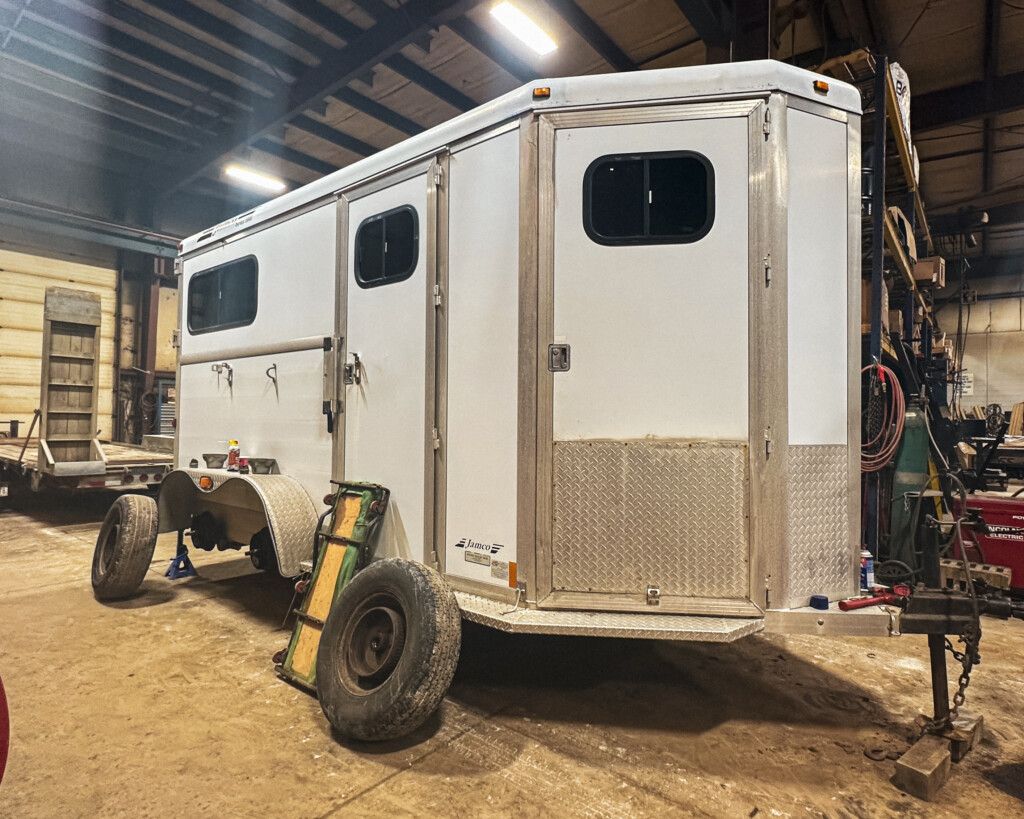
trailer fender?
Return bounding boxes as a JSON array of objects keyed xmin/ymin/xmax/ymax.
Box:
[{"xmin": 158, "ymin": 469, "xmax": 319, "ymax": 577}]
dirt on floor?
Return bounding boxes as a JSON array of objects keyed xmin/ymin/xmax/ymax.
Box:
[{"xmin": 0, "ymin": 490, "xmax": 1022, "ymax": 818}]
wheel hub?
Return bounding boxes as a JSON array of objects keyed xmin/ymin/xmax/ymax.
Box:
[{"xmin": 341, "ymin": 597, "xmax": 407, "ymax": 693}]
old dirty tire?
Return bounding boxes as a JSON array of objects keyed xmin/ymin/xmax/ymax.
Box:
[
  {"xmin": 91, "ymin": 494, "xmax": 159, "ymax": 601},
  {"xmin": 316, "ymin": 558, "xmax": 461, "ymax": 742}
]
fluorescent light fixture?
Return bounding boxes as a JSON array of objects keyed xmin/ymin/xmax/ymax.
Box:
[
  {"xmin": 490, "ymin": 2, "xmax": 556, "ymax": 55},
  {"xmin": 224, "ymin": 165, "xmax": 287, "ymax": 193}
]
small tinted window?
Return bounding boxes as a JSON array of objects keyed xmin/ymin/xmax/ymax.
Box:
[
  {"xmin": 187, "ymin": 256, "xmax": 257, "ymax": 334},
  {"xmin": 584, "ymin": 152, "xmax": 714, "ymax": 245},
  {"xmin": 355, "ymin": 206, "xmax": 418, "ymax": 288}
]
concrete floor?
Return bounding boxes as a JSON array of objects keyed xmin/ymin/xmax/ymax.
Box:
[{"xmin": 1, "ymin": 491, "xmax": 1023, "ymax": 818}]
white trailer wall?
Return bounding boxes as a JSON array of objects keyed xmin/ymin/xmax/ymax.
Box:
[{"xmin": 0, "ymin": 248, "xmax": 115, "ymax": 438}]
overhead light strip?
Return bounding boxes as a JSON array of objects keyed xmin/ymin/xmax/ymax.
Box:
[
  {"xmin": 490, "ymin": 2, "xmax": 557, "ymax": 56},
  {"xmin": 224, "ymin": 165, "xmax": 287, "ymax": 193}
]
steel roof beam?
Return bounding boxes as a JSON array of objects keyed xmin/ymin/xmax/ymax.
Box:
[
  {"xmin": 12, "ymin": 0, "xmax": 261, "ymax": 110},
  {"xmin": 155, "ymin": 0, "xmax": 479, "ymax": 197},
  {"xmin": 279, "ymin": 0, "xmax": 479, "ymax": 112},
  {"xmin": 445, "ymin": 17, "xmax": 539, "ymax": 82},
  {"xmin": 1, "ymin": 56, "xmax": 214, "ymax": 143},
  {"xmin": 911, "ymin": 70, "xmax": 1024, "ymax": 132},
  {"xmin": 251, "ymin": 139, "xmax": 340, "ymax": 177},
  {"xmin": 289, "ymin": 116, "xmax": 378, "ymax": 157},
  {"xmin": 330, "ymin": 87, "xmax": 425, "ymax": 135},
  {"xmin": 544, "ymin": 0, "xmax": 636, "ymax": 71},
  {"xmin": 97, "ymin": 0, "xmax": 299, "ymax": 87},
  {"xmin": 3, "ymin": 83, "xmax": 184, "ymax": 158},
  {"xmin": 0, "ymin": 10, "xmax": 232, "ymax": 120},
  {"xmin": 0, "ymin": 38, "xmax": 222, "ymax": 134},
  {"xmin": 669, "ymin": 0, "xmax": 729, "ymax": 46},
  {"xmin": 384, "ymin": 54, "xmax": 477, "ymax": 112},
  {"xmin": 136, "ymin": 0, "xmax": 306, "ymax": 79}
]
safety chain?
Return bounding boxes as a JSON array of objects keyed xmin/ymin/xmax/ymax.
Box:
[{"xmin": 945, "ymin": 621, "xmax": 982, "ymax": 716}]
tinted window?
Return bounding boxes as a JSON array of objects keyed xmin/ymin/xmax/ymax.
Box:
[
  {"xmin": 584, "ymin": 152, "xmax": 714, "ymax": 245},
  {"xmin": 188, "ymin": 257, "xmax": 257, "ymax": 334},
  {"xmin": 355, "ymin": 206, "xmax": 418, "ymax": 288}
]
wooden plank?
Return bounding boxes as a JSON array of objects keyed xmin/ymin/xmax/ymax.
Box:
[
  {"xmin": 0, "ymin": 248, "xmax": 115, "ymax": 288},
  {"xmin": 0, "ymin": 330, "xmax": 114, "ymax": 363},
  {"xmin": 0, "ymin": 269, "xmax": 117, "ymax": 310}
]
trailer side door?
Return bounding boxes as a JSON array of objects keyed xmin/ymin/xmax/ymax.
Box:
[{"xmin": 341, "ymin": 161, "xmax": 438, "ymax": 562}]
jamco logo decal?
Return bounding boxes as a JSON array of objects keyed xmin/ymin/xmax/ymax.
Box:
[{"xmin": 455, "ymin": 538, "xmax": 504, "ymax": 567}]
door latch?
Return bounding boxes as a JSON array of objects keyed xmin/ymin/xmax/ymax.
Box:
[
  {"xmin": 344, "ymin": 352, "xmax": 361, "ymax": 385},
  {"xmin": 548, "ymin": 343, "xmax": 570, "ymax": 372}
]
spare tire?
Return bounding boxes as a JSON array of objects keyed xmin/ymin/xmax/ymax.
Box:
[
  {"xmin": 316, "ymin": 558, "xmax": 461, "ymax": 741},
  {"xmin": 91, "ymin": 494, "xmax": 159, "ymax": 601}
]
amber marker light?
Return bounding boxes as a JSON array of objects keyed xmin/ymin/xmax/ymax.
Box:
[
  {"xmin": 199, "ymin": 476, "xmax": 214, "ymax": 490},
  {"xmin": 533, "ymin": 87, "xmax": 551, "ymax": 99},
  {"xmin": 813, "ymin": 80, "xmax": 830, "ymax": 94}
]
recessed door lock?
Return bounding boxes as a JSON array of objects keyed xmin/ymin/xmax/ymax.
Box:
[{"xmin": 548, "ymin": 343, "xmax": 570, "ymax": 372}]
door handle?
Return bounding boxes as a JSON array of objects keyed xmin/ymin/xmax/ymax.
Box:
[{"xmin": 344, "ymin": 352, "xmax": 362, "ymax": 385}]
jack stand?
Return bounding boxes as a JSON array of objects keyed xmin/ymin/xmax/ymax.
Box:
[
  {"xmin": 892, "ymin": 527, "xmax": 984, "ymax": 800},
  {"xmin": 166, "ymin": 530, "xmax": 198, "ymax": 579}
]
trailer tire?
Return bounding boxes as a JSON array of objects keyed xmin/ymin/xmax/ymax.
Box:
[
  {"xmin": 316, "ymin": 558, "xmax": 461, "ymax": 742},
  {"xmin": 91, "ymin": 494, "xmax": 159, "ymax": 601}
]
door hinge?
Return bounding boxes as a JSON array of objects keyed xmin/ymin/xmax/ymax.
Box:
[
  {"xmin": 764, "ymin": 253, "xmax": 772, "ymax": 286},
  {"xmin": 431, "ymin": 428, "xmax": 442, "ymax": 451},
  {"xmin": 763, "ymin": 108, "xmax": 771, "ymax": 137},
  {"xmin": 433, "ymin": 284, "xmax": 443, "ymax": 307},
  {"xmin": 433, "ymin": 163, "xmax": 444, "ymax": 188},
  {"xmin": 173, "ymin": 258, "xmax": 182, "ymax": 277},
  {"xmin": 171, "ymin": 329, "xmax": 181, "ymax": 350},
  {"xmin": 764, "ymin": 426, "xmax": 772, "ymax": 457},
  {"xmin": 430, "ymin": 549, "xmax": 439, "ymax": 570}
]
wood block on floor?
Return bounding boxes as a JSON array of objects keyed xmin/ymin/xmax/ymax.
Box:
[{"xmin": 892, "ymin": 733, "xmax": 951, "ymax": 801}]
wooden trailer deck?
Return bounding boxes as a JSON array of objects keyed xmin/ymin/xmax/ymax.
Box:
[{"xmin": 0, "ymin": 438, "xmax": 172, "ymax": 490}]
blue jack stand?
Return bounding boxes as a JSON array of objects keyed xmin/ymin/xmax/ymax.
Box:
[{"xmin": 166, "ymin": 531, "xmax": 198, "ymax": 579}]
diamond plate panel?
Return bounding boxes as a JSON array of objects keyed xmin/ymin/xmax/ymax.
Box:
[
  {"xmin": 787, "ymin": 445, "xmax": 853, "ymax": 602},
  {"xmin": 552, "ymin": 440, "xmax": 749, "ymax": 599},
  {"xmin": 456, "ymin": 592, "xmax": 763, "ymax": 642},
  {"xmin": 159, "ymin": 469, "xmax": 318, "ymax": 577}
]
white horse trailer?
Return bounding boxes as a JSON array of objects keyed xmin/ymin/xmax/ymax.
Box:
[{"xmin": 94, "ymin": 61, "xmax": 882, "ymax": 739}]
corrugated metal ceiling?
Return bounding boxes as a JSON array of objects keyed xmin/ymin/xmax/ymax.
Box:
[{"xmin": 0, "ymin": 0, "xmax": 1021, "ymax": 274}]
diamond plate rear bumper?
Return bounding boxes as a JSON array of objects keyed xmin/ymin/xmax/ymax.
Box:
[{"xmin": 456, "ymin": 592, "xmax": 763, "ymax": 642}]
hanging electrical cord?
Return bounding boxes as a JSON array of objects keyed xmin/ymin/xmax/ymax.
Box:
[{"xmin": 862, "ymin": 363, "xmax": 906, "ymax": 472}]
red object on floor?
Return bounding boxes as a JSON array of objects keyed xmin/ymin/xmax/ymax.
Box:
[
  {"xmin": 0, "ymin": 673, "xmax": 8, "ymax": 786},
  {"xmin": 953, "ymin": 494, "xmax": 1024, "ymax": 591}
]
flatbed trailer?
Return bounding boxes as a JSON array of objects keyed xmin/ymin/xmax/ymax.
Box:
[{"xmin": 0, "ymin": 437, "xmax": 172, "ymax": 493}]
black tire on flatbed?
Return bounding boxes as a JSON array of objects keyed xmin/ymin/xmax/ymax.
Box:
[
  {"xmin": 91, "ymin": 494, "xmax": 159, "ymax": 601},
  {"xmin": 316, "ymin": 558, "xmax": 461, "ymax": 742}
]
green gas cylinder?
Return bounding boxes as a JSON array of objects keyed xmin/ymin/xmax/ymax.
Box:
[{"xmin": 887, "ymin": 407, "xmax": 931, "ymax": 576}]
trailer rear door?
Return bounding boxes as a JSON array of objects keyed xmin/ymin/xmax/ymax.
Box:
[{"xmin": 537, "ymin": 101, "xmax": 763, "ymax": 616}]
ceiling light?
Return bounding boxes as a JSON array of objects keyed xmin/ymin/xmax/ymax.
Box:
[
  {"xmin": 224, "ymin": 165, "xmax": 287, "ymax": 194},
  {"xmin": 490, "ymin": 2, "xmax": 556, "ymax": 56}
]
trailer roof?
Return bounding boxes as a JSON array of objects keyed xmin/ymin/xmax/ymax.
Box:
[{"xmin": 181, "ymin": 60, "xmax": 859, "ymax": 255}]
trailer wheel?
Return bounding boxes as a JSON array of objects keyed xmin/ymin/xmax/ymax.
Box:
[
  {"xmin": 248, "ymin": 527, "xmax": 278, "ymax": 573},
  {"xmin": 91, "ymin": 494, "xmax": 159, "ymax": 601},
  {"xmin": 316, "ymin": 558, "xmax": 461, "ymax": 742}
]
